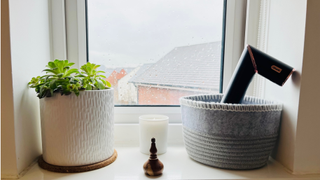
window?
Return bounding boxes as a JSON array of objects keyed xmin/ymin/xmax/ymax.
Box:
[
  {"xmin": 86, "ymin": 0, "xmax": 224, "ymax": 106},
  {"xmin": 53, "ymin": 0, "xmax": 246, "ymax": 123}
]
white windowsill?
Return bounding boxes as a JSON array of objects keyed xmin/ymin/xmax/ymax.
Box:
[
  {"xmin": 15, "ymin": 146, "xmax": 320, "ymax": 180},
  {"xmin": 12, "ymin": 124, "xmax": 320, "ymax": 180}
]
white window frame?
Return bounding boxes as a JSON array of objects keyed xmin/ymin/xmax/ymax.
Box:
[{"xmin": 49, "ymin": 0, "xmax": 248, "ymax": 124}]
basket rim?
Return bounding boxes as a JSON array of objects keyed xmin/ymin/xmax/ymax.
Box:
[{"xmin": 179, "ymin": 94, "xmax": 282, "ymax": 112}]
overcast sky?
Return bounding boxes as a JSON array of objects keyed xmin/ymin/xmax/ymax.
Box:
[{"xmin": 87, "ymin": 0, "xmax": 223, "ymax": 68}]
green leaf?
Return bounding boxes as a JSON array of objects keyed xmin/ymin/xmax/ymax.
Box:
[
  {"xmin": 93, "ymin": 65, "xmax": 100, "ymax": 69},
  {"xmin": 74, "ymin": 90, "xmax": 80, "ymax": 96},
  {"xmin": 85, "ymin": 85, "xmax": 92, "ymax": 90},
  {"xmin": 43, "ymin": 69, "xmax": 57, "ymax": 74},
  {"xmin": 46, "ymin": 62, "xmax": 56, "ymax": 69},
  {"xmin": 56, "ymin": 73, "xmax": 64, "ymax": 78},
  {"xmin": 67, "ymin": 63, "xmax": 75, "ymax": 66},
  {"xmin": 96, "ymin": 79, "xmax": 105, "ymax": 90},
  {"xmin": 105, "ymin": 80, "xmax": 112, "ymax": 88},
  {"xmin": 64, "ymin": 68, "xmax": 79, "ymax": 77},
  {"xmin": 40, "ymin": 75, "xmax": 53, "ymax": 78},
  {"xmin": 49, "ymin": 79, "xmax": 57, "ymax": 87},
  {"xmin": 98, "ymin": 75, "xmax": 107, "ymax": 79},
  {"xmin": 100, "ymin": 79, "xmax": 107, "ymax": 85},
  {"xmin": 75, "ymin": 74, "xmax": 86, "ymax": 78},
  {"xmin": 49, "ymin": 61, "xmax": 56, "ymax": 68}
]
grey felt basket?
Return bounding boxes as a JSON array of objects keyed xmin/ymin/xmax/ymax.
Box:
[{"xmin": 180, "ymin": 94, "xmax": 282, "ymax": 170}]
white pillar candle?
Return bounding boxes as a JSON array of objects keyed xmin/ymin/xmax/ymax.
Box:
[{"xmin": 139, "ymin": 114, "xmax": 169, "ymax": 155}]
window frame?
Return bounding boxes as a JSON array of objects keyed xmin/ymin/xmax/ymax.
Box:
[{"xmin": 50, "ymin": 0, "xmax": 248, "ymax": 124}]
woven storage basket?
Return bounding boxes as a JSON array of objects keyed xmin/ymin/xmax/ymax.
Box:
[{"xmin": 180, "ymin": 94, "xmax": 282, "ymax": 170}]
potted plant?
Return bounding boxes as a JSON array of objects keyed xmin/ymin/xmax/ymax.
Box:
[{"xmin": 29, "ymin": 59, "xmax": 116, "ymax": 172}]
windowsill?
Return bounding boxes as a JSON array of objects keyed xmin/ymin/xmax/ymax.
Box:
[
  {"xmin": 16, "ymin": 145, "xmax": 320, "ymax": 180},
  {"xmin": 13, "ymin": 124, "xmax": 320, "ymax": 180}
]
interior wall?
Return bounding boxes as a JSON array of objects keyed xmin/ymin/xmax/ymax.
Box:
[
  {"xmin": 8, "ymin": 0, "xmax": 51, "ymax": 174},
  {"xmin": 2, "ymin": 0, "xmax": 319, "ymax": 177},
  {"xmin": 294, "ymin": 0, "xmax": 320, "ymax": 174},
  {"xmin": 1, "ymin": 0, "xmax": 19, "ymax": 177},
  {"xmin": 264, "ymin": 0, "xmax": 307, "ymax": 172}
]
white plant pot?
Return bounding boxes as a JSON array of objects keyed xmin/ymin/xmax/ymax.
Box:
[{"xmin": 40, "ymin": 89, "xmax": 114, "ymax": 166}]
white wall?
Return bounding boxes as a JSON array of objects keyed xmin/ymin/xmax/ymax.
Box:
[
  {"xmin": 294, "ymin": 0, "xmax": 320, "ymax": 174},
  {"xmin": 265, "ymin": 0, "xmax": 307, "ymax": 172},
  {"xmin": 1, "ymin": 0, "xmax": 51, "ymax": 177},
  {"xmin": 265, "ymin": 0, "xmax": 320, "ymax": 174},
  {"xmin": 2, "ymin": 0, "xmax": 319, "ymax": 177},
  {"xmin": 1, "ymin": 0, "xmax": 19, "ymax": 177}
]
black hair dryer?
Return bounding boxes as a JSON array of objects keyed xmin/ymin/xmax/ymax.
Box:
[{"xmin": 221, "ymin": 45, "xmax": 294, "ymax": 104}]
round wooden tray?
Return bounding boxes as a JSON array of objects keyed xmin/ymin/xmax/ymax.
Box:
[{"xmin": 38, "ymin": 149, "xmax": 117, "ymax": 173}]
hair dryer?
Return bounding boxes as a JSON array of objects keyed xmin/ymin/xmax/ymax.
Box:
[{"xmin": 221, "ymin": 45, "xmax": 294, "ymax": 104}]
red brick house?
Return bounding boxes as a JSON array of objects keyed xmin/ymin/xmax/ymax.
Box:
[
  {"xmin": 106, "ymin": 69, "xmax": 128, "ymax": 86},
  {"xmin": 99, "ymin": 67, "xmax": 134, "ymax": 103}
]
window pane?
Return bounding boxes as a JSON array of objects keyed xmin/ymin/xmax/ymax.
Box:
[{"xmin": 87, "ymin": 0, "xmax": 224, "ymax": 105}]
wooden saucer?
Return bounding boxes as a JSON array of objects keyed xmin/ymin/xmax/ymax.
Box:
[{"xmin": 38, "ymin": 150, "xmax": 117, "ymax": 173}]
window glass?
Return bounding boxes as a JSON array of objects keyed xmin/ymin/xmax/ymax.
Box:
[{"xmin": 87, "ymin": 0, "xmax": 224, "ymax": 105}]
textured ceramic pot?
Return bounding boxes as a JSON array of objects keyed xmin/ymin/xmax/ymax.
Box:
[
  {"xmin": 180, "ymin": 94, "xmax": 282, "ymax": 170},
  {"xmin": 40, "ymin": 89, "xmax": 114, "ymax": 166}
]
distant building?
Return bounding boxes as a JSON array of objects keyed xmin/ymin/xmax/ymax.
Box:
[
  {"xmin": 102, "ymin": 67, "xmax": 135, "ymax": 86},
  {"xmin": 117, "ymin": 67, "xmax": 140, "ymax": 104},
  {"xmin": 98, "ymin": 65, "xmax": 135, "ymax": 78},
  {"xmin": 129, "ymin": 42, "xmax": 221, "ymax": 105},
  {"xmin": 98, "ymin": 66, "xmax": 135, "ymax": 104},
  {"xmin": 106, "ymin": 69, "xmax": 127, "ymax": 86},
  {"xmin": 97, "ymin": 65, "xmax": 116, "ymax": 78},
  {"xmin": 118, "ymin": 64, "xmax": 153, "ymax": 104}
]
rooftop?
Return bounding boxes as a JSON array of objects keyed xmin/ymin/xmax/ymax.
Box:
[
  {"xmin": 129, "ymin": 42, "xmax": 221, "ymax": 91},
  {"xmin": 129, "ymin": 63, "xmax": 154, "ymax": 83}
]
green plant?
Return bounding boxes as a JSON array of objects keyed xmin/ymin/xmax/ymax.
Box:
[
  {"xmin": 78, "ymin": 62, "xmax": 112, "ymax": 90},
  {"xmin": 28, "ymin": 59, "xmax": 111, "ymax": 99}
]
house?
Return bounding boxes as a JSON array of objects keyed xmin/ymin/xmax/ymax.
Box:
[
  {"xmin": 118, "ymin": 64, "xmax": 154, "ymax": 104},
  {"xmin": 97, "ymin": 65, "xmax": 115, "ymax": 78},
  {"xmin": 129, "ymin": 42, "xmax": 221, "ymax": 105},
  {"xmin": 106, "ymin": 69, "xmax": 128, "ymax": 86},
  {"xmin": 97, "ymin": 66, "xmax": 135, "ymax": 87},
  {"xmin": 98, "ymin": 66, "xmax": 135, "ymax": 103}
]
